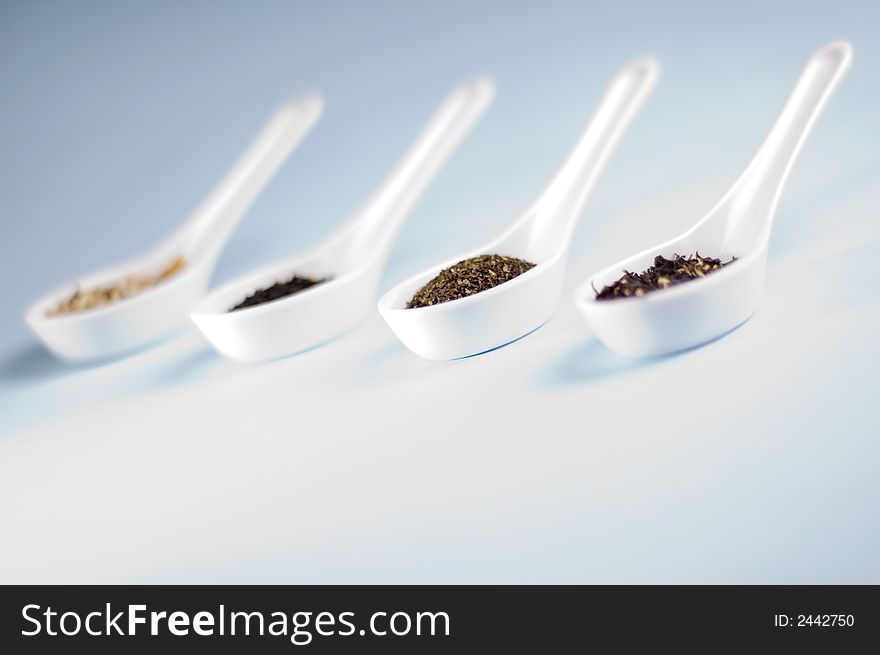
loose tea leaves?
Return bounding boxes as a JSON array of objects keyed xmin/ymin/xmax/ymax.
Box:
[
  {"xmin": 230, "ymin": 275, "xmax": 327, "ymax": 312},
  {"xmin": 594, "ymin": 253, "xmax": 735, "ymax": 301},
  {"xmin": 407, "ymin": 254, "xmax": 535, "ymax": 308},
  {"xmin": 49, "ymin": 256, "xmax": 186, "ymax": 316}
]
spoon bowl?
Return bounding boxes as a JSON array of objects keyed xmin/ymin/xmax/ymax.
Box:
[
  {"xmin": 190, "ymin": 226, "xmax": 385, "ymax": 362},
  {"xmin": 576, "ymin": 42, "xmax": 852, "ymax": 358},
  {"xmin": 377, "ymin": 236, "xmax": 569, "ymax": 361},
  {"xmin": 191, "ymin": 79, "xmax": 495, "ymax": 362},
  {"xmin": 25, "ymin": 94, "xmax": 324, "ymax": 361},
  {"xmin": 379, "ymin": 58, "xmax": 660, "ymax": 360}
]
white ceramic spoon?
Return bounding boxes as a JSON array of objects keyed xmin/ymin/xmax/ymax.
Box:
[
  {"xmin": 378, "ymin": 58, "xmax": 659, "ymax": 360},
  {"xmin": 575, "ymin": 42, "xmax": 852, "ymax": 358},
  {"xmin": 25, "ymin": 94, "xmax": 323, "ymax": 361},
  {"xmin": 190, "ymin": 78, "xmax": 494, "ymax": 362}
]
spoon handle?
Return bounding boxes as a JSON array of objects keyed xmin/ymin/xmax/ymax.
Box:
[
  {"xmin": 526, "ymin": 58, "xmax": 659, "ymax": 248},
  {"xmin": 178, "ymin": 93, "xmax": 324, "ymax": 262},
  {"xmin": 343, "ymin": 78, "xmax": 495, "ymax": 263},
  {"xmin": 722, "ymin": 42, "xmax": 852, "ymax": 249}
]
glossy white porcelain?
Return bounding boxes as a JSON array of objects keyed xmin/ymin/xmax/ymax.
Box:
[
  {"xmin": 191, "ymin": 79, "xmax": 494, "ymax": 362},
  {"xmin": 26, "ymin": 94, "xmax": 323, "ymax": 361},
  {"xmin": 379, "ymin": 58, "xmax": 659, "ymax": 360},
  {"xmin": 576, "ymin": 42, "xmax": 852, "ymax": 357}
]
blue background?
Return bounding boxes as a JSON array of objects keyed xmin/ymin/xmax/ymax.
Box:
[{"xmin": 0, "ymin": 1, "xmax": 878, "ymax": 582}]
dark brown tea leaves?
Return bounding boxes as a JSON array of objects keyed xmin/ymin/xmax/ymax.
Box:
[
  {"xmin": 407, "ymin": 254, "xmax": 535, "ymax": 308},
  {"xmin": 595, "ymin": 253, "xmax": 735, "ymax": 301},
  {"xmin": 231, "ymin": 275, "xmax": 328, "ymax": 312}
]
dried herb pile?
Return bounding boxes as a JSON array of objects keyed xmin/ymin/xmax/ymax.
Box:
[
  {"xmin": 595, "ymin": 253, "xmax": 734, "ymax": 301},
  {"xmin": 230, "ymin": 275, "xmax": 327, "ymax": 312},
  {"xmin": 407, "ymin": 254, "xmax": 535, "ymax": 308},
  {"xmin": 49, "ymin": 256, "xmax": 186, "ymax": 316}
]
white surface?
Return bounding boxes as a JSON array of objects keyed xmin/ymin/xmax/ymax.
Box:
[
  {"xmin": 2, "ymin": 175, "xmax": 878, "ymax": 584},
  {"xmin": 1, "ymin": 1, "xmax": 878, "ymax": 584}
]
